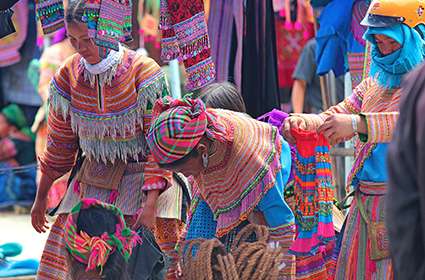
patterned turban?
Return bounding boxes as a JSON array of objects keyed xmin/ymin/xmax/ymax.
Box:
[{"xmin": 147, "ymin": 96, "xmax": 228, "ymax": 164}]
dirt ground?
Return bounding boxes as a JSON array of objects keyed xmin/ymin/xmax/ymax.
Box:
[{"xmin": 0, "ymin": 211, "xmax": 50, "ymax": 261}]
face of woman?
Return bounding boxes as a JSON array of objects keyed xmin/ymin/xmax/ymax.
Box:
[
  {"xmin": 166, "ymin": 152, "xmax": 204, "ymax": 177},
  {"xmin": 374, "ymin": 34, "xmax": 402, "ymax": 56},
  {"xmin": 66, "ymin": 22, "xmax": 101, "ymax": 64}
]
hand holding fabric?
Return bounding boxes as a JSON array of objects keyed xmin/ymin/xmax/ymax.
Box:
[
  {"xmin": 282, "ymin": 116, "xmax": 307, "ymax": 144},
  {"xmin": 318, "ymin": 114, "xmax": 357, "ymax": 145}
]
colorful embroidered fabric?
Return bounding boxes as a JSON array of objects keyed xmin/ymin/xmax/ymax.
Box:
[
  {"xmin": 351, "ymin": 0, "xmax": 368, "ymax": 47},
  {"xmin": 39, "ymin": 49, "xmax": 169, "ymax": 184},
  {"xmin": 194, "ymin": 111, "xmax": 283, "ymax": 237},
  {"xmin": 289, "ymin": 128, "xmax": 335, "ymax": 256},
  {"xmin": 147, "ymin": 97, "xmax": 228, "ymax": 164},
  {"xmin": 348, "ymin": 52, "xmax": 366, "ymax": 90},
  {"xmin": 35, "ymin": 0, "xmax": 132, "ymax": 51},
  {"xmin": 64, "ymin": 198, "xmax": 142, "ymax": 273},
  {"xmin": 0, "ymin": 0, "xmax": 28, "ymax": 67},
  {"xmin": 159, "ymin": 0, "xmax": 216, "ymax": 91}
]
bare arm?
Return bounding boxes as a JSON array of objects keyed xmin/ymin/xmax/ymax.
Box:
[{"xmin": 291, "ymin": 80, "xmax": 307, "ymax": 113}]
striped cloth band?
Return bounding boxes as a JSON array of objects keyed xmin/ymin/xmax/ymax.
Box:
[
  {"xmin": 147, "ymin": 97, "xmax": 228, "ymax": 164},
  {"xmin": 64, "ymin": 198, "xmax": 141, "ymax": 273}
]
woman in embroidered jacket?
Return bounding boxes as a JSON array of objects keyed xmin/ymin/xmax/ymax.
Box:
[
  {"xmin": 32, "ymin": 27, "xmax": 75, "ymax": 210},
  {"xmin": 283, "ymin": 6, "xmax": 425, "ymax": 279},
  {"xmin": 31, "ymin": 1, "xmax": 174, "ymax": 279},
  {"xmin": 147, "ymin": 96, "xmax": 296, "ymax": 279}
]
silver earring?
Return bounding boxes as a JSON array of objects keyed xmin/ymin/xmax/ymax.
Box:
[{"xmin": 202, "ymin": 153, "xmax": 209, "ymax": 169}]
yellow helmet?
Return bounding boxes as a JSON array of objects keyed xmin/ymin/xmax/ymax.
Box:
[{"xmin": 361, "ymin": 0, "xmax": 425, "ymax": 28}]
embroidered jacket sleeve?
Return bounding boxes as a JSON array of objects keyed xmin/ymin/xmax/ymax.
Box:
[
  {"xmin": 134, "ymin": 55, "xmax": 172, "ymax": 191},
  {"xmin": 39, "ymin": 63, "xmax": 79, "ymax": 181},
  {"xmin": 360, "ymin": 112, "xmax": 399, "ymax": 143}
]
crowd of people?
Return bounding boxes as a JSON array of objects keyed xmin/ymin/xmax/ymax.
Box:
[{"xmin": 1, "ymin": 0, "xmax": 425, "ymax": 279}]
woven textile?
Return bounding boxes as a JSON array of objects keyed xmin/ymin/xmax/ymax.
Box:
[
  {"xmin": 348, "ymin": 52, "xmax": 366, "ymax": 90},
  {"xmin": 39, "ymin": 48, "xmax": 170, "ymax": 183},
  {"xmin": 147, "ymin": 97, "xmax": 228, "ymax": 164},
  {"xmin": 159, "ymin": 0, "xmax": 216, "ymax": 90},
  {"xmin": 64, "ymin": 199, "xmax": 141, "ymax": 273},
  {"xmin": 289, "ymin": 128, "xmax": 335, "ymax": 257},
  {"xmin": 35, "ymin": 0, "xmax": 132, "ymax": 51},
  {"xmin": 153, "ymin": 218, "xmax": 185, "ymax": 280},
  {"xmin": 300, "ymin": 78, "xmax": 401, "ymax": 193},
  {"xmin": 195, "ymin": 110, "xmax": 283, "ymax": 236},
  {"xmin": 0, "ymin": 0, "xmax": 28, "ymax": 67},
  {"xmin": 37, "ymin": 214, "xmax": 70, "ymax": 280},
  {"xmin": 335, "ymin": 184, "xmax": 393, "ymax": 279},
  {"xmin": 351, "ymin": 0, "xmax": 368, "ymax": 47},
  {"xmin": 296, "ymin": 241, "xmax": 335, "ymax": 280}
]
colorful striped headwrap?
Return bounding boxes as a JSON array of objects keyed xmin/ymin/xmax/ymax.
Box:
[
  {"xmin": 147, "ymin": 97, "xmax": 228, "ymax": 164},
  {"xmin": 64, "ymin": 198, "xmax": 141, "ymax": 274}
]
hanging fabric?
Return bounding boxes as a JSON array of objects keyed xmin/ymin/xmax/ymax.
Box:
[
  {"xmin": 242, "ymin": 0, "xmax": 280, "ymax": 117},
  {"xmin": 207, "ymin": 0, "xmax": 244, "ymax": 90},
  {"xmin": 35, "ymin": 0, "xmax": 132, "ymax": 51},
  {"xmin": 0, "ymin": 0, "xmax": 28, "ymax": 67},
  {"xmin": 159, "ymin": 0, "xmax": 216, "ymax": 91},
  {"xmin": 289, "ymin": 128, "xmax": 335, "ymax": 257}
]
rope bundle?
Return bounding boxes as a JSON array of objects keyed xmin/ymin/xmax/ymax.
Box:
[{"xmin": 180, "ymin": 225, "xmax": 284, "ymax": 280}]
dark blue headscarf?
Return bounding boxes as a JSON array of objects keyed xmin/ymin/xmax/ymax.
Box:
[{"xmin": 364, "ymin": 24, "xmax": 425, "ymax": 89}]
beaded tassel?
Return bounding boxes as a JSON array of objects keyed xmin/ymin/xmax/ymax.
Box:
[{"xmin": 159, "ymin": 0, "xmax": 216, "ymax": 91}]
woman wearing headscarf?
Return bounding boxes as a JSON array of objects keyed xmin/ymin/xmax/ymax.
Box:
[
  {"xmin": 282, "ymin": 0, "xmax": 425, "ymax": 278},
  {"xmin": 31, "ymin": 27, "xmax": 75, "ymax": 210},
  {"xmin": 147, "ymin": 96, "xmax": 296, "ymax": 279},
  {"xmin": 0, "ymin": 104, "xmax": 36, "ymax": 207}
]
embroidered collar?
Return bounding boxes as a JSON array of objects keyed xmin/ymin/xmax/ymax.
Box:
[{"xmin": 80, "ymin": 45, "xmax": 124, "ymax": 87}]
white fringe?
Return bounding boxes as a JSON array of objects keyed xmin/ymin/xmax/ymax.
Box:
[{"xmin": 48, "ymin": 74, "xmax": 168, "ymax": 163}]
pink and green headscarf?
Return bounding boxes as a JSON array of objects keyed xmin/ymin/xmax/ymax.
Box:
[
  {"xmin": 147, "ymin": 96, "xmax": 229, "ymax": 164},
  {"xmin": 64, "ymin": 198, "xmax": 141, "ymax": 274}
]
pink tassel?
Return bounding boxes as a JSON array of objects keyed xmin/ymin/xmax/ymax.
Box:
[
  {"xmin": 284, "ymin": 21, "xmax": 293, "ymax": 30},
  {"xmin": 294, "ymin": 21, "xmax": 302, "ymax": 31}
]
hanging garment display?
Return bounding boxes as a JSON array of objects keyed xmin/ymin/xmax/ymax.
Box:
[
  {"xmin": 207, "ymin": 0, "xmax": 243, "ymax": 90},
  {"xmin": 159, "ymin": 0, "xmax": 216, "ymax": 91},
  {"xmin": 35, "ymin": 0, "xmax": 132, "ymax": 51},
  {"xmin": 0, "ymin": 0, "xmax": 28, "ymax": 67},
  {"xmin": 315, "ymin": 0, "xmax": 355, "ymax": 76},
  {"xmin": 275, "ymin": 16, "xmax": 314, "ymax": 88},
  {"xmin": 242, "ymin": 0, "xmax": 280, "ymax": 117}
]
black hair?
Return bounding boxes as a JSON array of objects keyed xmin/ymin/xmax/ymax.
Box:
[
  {"xmin": 65, "ymin": 0, "xmax": 85, "ymax": 23},
  {"xmin": 200, "ymin": 82, "xmax": 247, "ymax": 113},
  {"xmin": 69, "ymin": 206, "xmax": 131, "ymax": 280}
]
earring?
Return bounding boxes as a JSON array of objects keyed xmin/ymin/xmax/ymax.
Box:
[{"xmin": 202, "ymin": 153, "xmax": 209, "ymax": 169}]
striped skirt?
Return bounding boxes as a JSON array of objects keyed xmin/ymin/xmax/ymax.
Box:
[
  {"xmin": 335, "ymin": 183, "xmax": 393, "ymax": 279},
  {"xmin": 154, "ymin": 218, "xmax": 185, "ymax": 280},
  {"xmin": 37, "ymin": 215, "xmax": 70, "ymax": 280}
]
